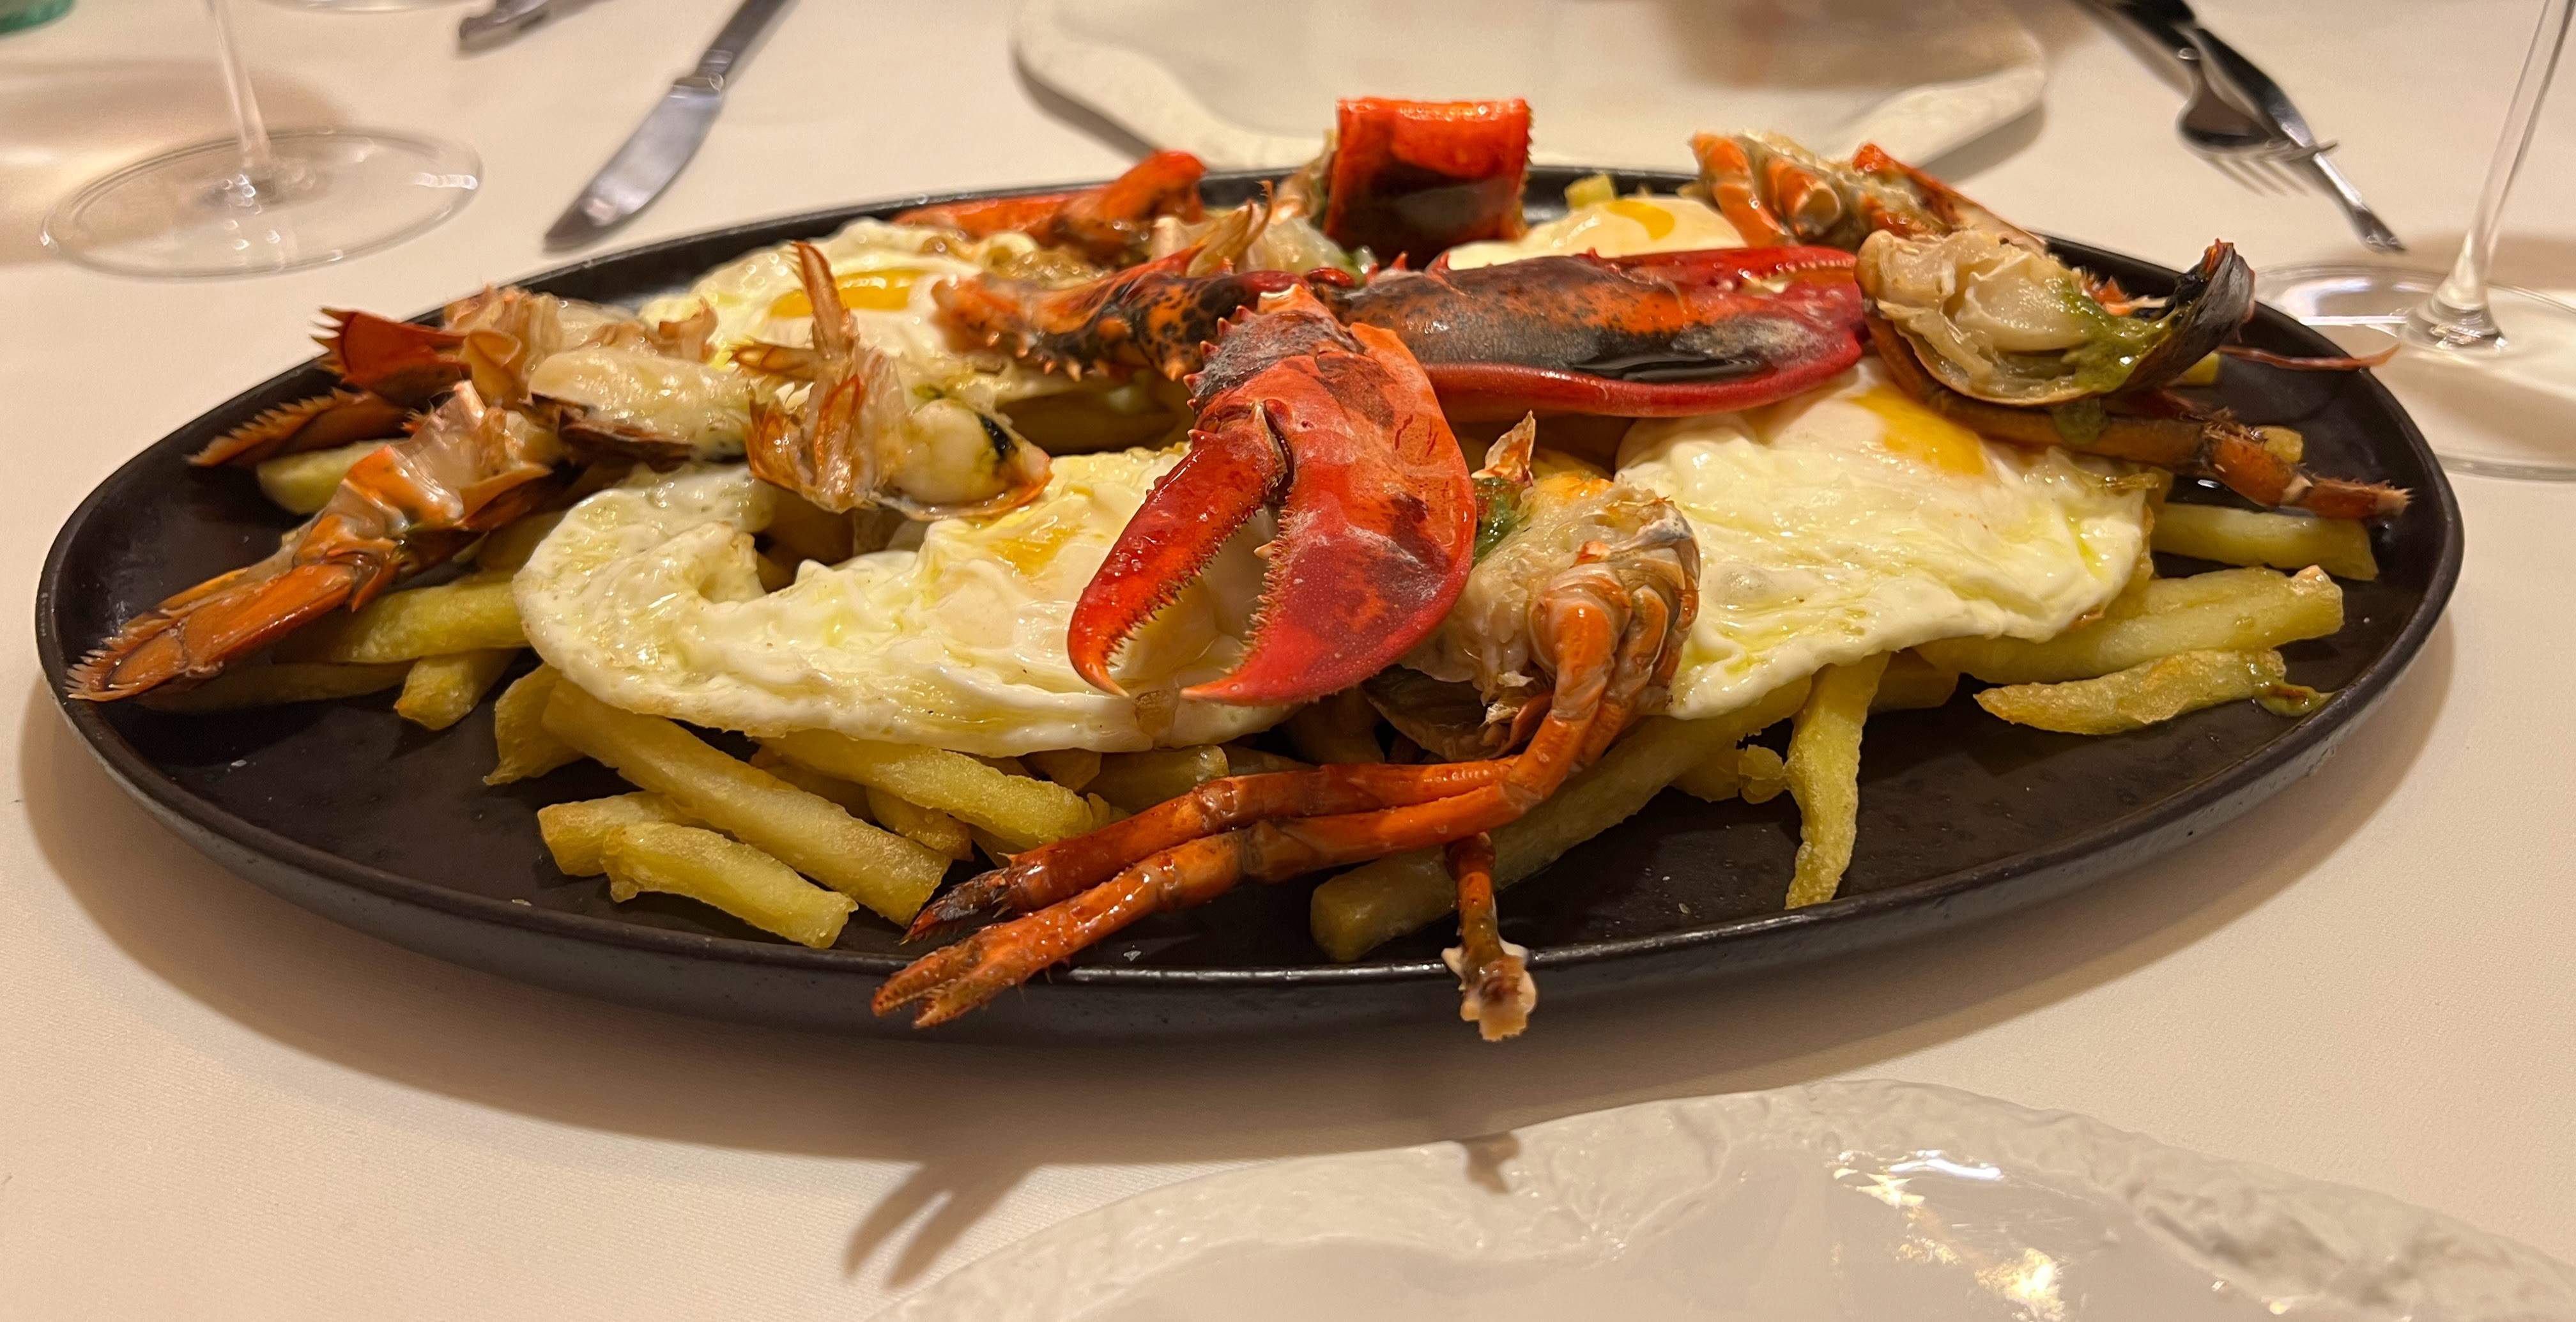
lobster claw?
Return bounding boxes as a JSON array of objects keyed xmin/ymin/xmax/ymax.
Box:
[
  {"xmin": 1068, "ymin": 286, "xmax": 1475, "ymax": 706},
  {"xmin": 1321, "ymin": 245, "xmax": 1870, "ymax": 420},
  {"xmin": 1324, "ymin": 98, "xmax": 1531, "ymax": 264}
]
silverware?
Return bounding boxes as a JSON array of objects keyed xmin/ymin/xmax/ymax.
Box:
[
  {"xmin": 2092, "ymin": 2, "xmax": 2277, "ymax": 155},
  {"xmin": 458, "ymin": 0, "xmax": 553, "ymax": 51},
  {"xmin": 2099, "ymin": 0, "xmax": 2404, "ymax": 253},
  {"xmin": 542, "ymin": 0, "xmax": 796, "ymax": 251}
]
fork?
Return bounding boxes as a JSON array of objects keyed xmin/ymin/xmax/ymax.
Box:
[{"xmin": 2110, "ymin": 5, "xmax": 2308, "ymax": 160}]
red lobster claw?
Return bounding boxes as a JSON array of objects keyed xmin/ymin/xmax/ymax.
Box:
[
  {"xmin": 1321, "ymin": 246, "xmax": 1868, "ymax": 419},
  {"xmin": 1324, "ymin": 98, "xmax": 1531, "ymax": 264},
  {"xmin": 896, "ymin": 150, "xmax": 1207, "ymax": 266},
  {"xmin": 1068, "ymin": 285, "xmax": 1475, "ymax": 706}
]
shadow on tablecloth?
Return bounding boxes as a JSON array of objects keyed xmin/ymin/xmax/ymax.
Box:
[{"xmin": 20, "ymin": 619, "xmax": 2451, "ymax": 1290}]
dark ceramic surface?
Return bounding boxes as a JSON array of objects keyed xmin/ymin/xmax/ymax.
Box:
[{"xmin": 35, "ymin": 169, "xmax": 2462, "ymax": 1040}]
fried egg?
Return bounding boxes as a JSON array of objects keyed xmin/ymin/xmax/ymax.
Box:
[
  {"xmin": 1445, "ymin": 194, "xmax": 1744, "ymax": 270},
  {"xmin": 1616, "ymin": 361, "xmax": 2150, "ymax": 719},
  {"xmin": 636, "ymin": 219, "xmax": 1073, "ymax": 413},
  {"xmin": 514, "ymin": 451, "xmax": 1287, "ymax": 755}
]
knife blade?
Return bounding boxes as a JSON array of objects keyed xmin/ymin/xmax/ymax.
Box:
[
  {"xmin": 2108, "ymin": 0, "xmax": 2404, "ymax": 252},
  {"xmin": 543, "ymin": 0, "xmax": 796, "ymax": 250},
  {"xmin": 458, "ymin": 0, "xmax": 552, "ymax": 52}
]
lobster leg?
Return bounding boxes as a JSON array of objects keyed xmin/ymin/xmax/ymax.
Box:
[
  {"xmin": 905, "ymin": 760, "xmax": 1517, "ymax": 938},
  {"xmin": 1444, "ymin": 833, "xmax": 1534, "ymax": 1041},
  {"xmin": 876, "ymin": 588, "xmax": 1632, "ymax": 1027}
]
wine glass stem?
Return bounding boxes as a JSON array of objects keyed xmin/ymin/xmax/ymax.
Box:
[
  {"xmin": 2421, "ymin": 0, "xmax": 2575, "ymax": 338},
  {"xmin": 206, "ymin": 0, "xmax": 276, "ymax": 180}
]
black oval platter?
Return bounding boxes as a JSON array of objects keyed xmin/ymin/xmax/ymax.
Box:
[{"xmin": 35, "ymin": 168, "xmax": 2464, "ymax": 1041}]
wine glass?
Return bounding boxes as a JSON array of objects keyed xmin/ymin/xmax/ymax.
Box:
[
  {"xmin": 2259, "ymin": 0, "xmax": 2576, "ymax": 480},
  {"xmin": 41, "ymin": 0, "xmax": 479, "ymax": 278}
]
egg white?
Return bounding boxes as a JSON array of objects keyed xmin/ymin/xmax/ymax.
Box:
[
  {"xmin": 515, "ymin": 452, "xmax": 1287, "ymax": 755},
  {"xmin": 1617, "ymin": 361, "xmax": 2151, "ymax": 719},
  {"xmin": 636, "ymin": 218, "xmax": 1074, "ymax": 413},
  {"xmin": 1446, "ymin": 194, "xmax": 1745, "ymax": 270}
]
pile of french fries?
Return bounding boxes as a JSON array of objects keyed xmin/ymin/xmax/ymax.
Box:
[{"xmin": 159, "ymin": 460, "xmax": 2377, "ymax": 964}]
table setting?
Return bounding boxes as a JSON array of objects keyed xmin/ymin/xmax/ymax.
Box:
[{"xmin": 3, "ymin": 0, "xmax": 2572, "ymax": 1316}]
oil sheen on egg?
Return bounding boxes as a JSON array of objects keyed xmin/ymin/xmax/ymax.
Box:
[
  {"xmin": 636, "ymin": 218, "xmax": 1070, "ymax": 411},
  {"xmin": 1445, "ymin": 194, "xmax": 1745, "ymax": 270},
  {"xmin": 1616, "ymin": 361, "xmax": 2150, "ymax": 719},
  {"xmin": 514, "ymin": 451, "xmax": 1286, "ymax": 756}
]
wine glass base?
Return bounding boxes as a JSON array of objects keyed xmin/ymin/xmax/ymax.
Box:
[
  {"xmin": 42, "ymin": 128, "xmax": 479, "ymax": 279},
  {"xmin": 2259, "ymin": 263, "xmax": 2576, "ymax": 482}
]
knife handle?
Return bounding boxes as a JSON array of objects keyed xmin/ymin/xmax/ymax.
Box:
[
  {"xmin": 692, "ymin": 0, "xmax": 793, "ymax": 89},
  {"xmin": 2304, "ymin": 153, "xmax": 2407, "ymax": 253}
]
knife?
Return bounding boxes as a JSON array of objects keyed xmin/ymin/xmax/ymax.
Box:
[
  {"xmin": 458, "ymin": 0, "xmax": 553, "ymax": 52},
  {"xmin": 543, "ymin": 0, "xmax": 797, "ymax": 250},
  {"xmin": 2109, "ymin": 0, "xmax": 2403, "ymax": 252}
]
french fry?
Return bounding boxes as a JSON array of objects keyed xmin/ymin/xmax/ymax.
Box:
[
  {"xmin": 969, "ymin": 825, "xmax": 1018, "ymax": 866},
  {"xmin": 746, "ymin": 748, "xmax": 877, "ymax": 817},
  {"xmin": 1220, "ymin": 743, "xmax": 1312, "ymax": 776},
  {"xmin": 1916, "ymin": 567, "xmax": 2342, "ymax": 685},
  {"xmin": 470, "ymin": 511, "xmax": 568, "ymax": 574},
  {"xmin": 537, "ymin": 792, "xmax": 700, "ymax": 875},
  {"xmin": 1871, "ymin": 651, "xmax": 1960, "ymax": 712},
  {"xmin": 1737, "ymin": 745, "xmax": 1788, "ymax": 804},
  {"xmin": 1310, "ymin": 715, "xmax": 1748, "ymax": 961},
  {"xmin": 1783, "ymin": 655, "xmax": 1887, "ymax": 909},
  {"xmin": 1285, "ymin": 689, "xmax": 1383, "ymax": 764},
  {"xmin": 1674, "ymin": 748, "xmax": 1744, "ymax": 803},
  {"xmin": 254, "ymin": 440, "xmax": 385, "ymax": 515},
  {"xmin": 281, "ymin": 575, "xmax": 525, "ymax": 663},
  {"xmin": 1022, "ymin": 748, "xmax": 1103, "ymax": 792},
  {"xmin": 485, "ymin": 664, "xmax": 583, "ymax": 785},
  {"xmin": 1563, "ymin": 171, "xmax": 1617, "ymax": 210},
  {"xmin": 394, "ymin": 649, "xmax": 518, "ymax": 730},
  {"xmin": 760, "ymin": 730, "xmax": 1095, "ymax": 850},
  {"xmin": 544, "ymin": 686, "xmax": 949, "ymax": 922},
  {"xmin": 141, "ymin": 661, "xmax": 411, "ymax": 712},
  {"xmin": 602, "ymin": 822, "xmax": 855, "ymax": 949},
  {"xmin": 2150, "ymin": 503, "xmax": 2378, "ymax": 581},
  {"xmin": 1974, "ymin": 648, "xmax": 2316, "ymax": 734},
  {"xmin": 1087, "ymin": 745, "xmax": 1230, "ymax": 812},
  {"xmin": 864, "ymin": 787, "xmax": 976, "ymax": 861},
  {"xmin": 1672, "ymin": 678, "xmax": 1811, "ymax": 805},
  {"xmin": 765, "ymin": 490, "xmax": 854, "ymax": 566}
]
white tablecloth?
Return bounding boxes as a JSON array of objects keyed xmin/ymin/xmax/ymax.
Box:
[{"xmin": 4, "ymin": 1, "xmax": 2571, "ymax": 1316}]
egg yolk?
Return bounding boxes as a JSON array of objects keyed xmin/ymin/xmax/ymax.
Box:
[
  {"xmin": 1854, "ymin": 387, "xmax": 1991, "ymax": 477},
  {"xmin": 1603, "ymin": 198, "xmax": 1676, "ymax": 240},
  {"xmin": 767, "ymin": 267, "xmax": 924, "ymax": 319}
]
